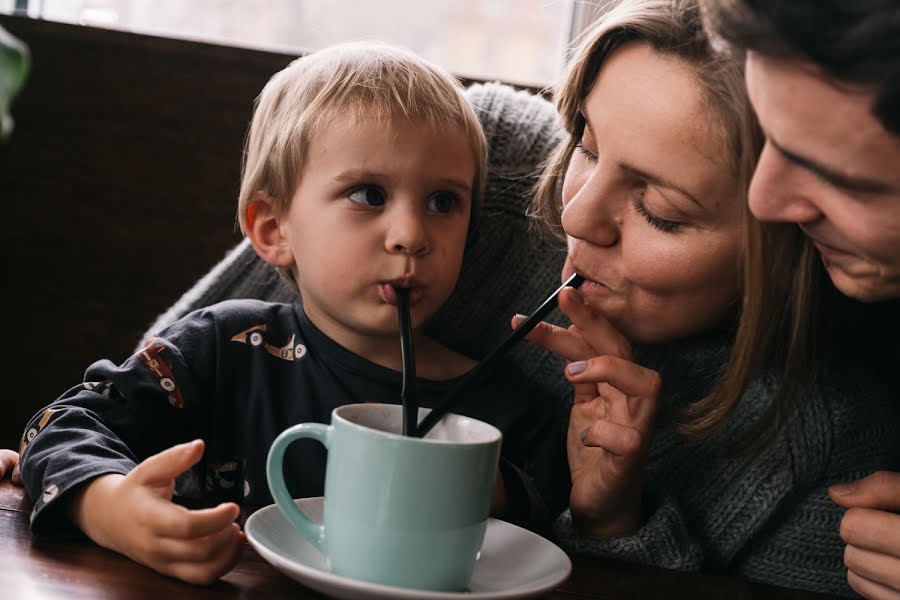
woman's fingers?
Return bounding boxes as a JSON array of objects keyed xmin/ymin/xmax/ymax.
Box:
[
  {"xmin": 513, "ymin": 314, "xmax": 595, "ymax": 362},
  {"xmin": 566, "ymin": 355, "xmax": 661, "ymax": 424},
  {"xmin": 557, "ymin": 287, "xmax": 632, "ymax": 359},
  {"xmin": 580, "ymin": 418, "xmax": 644, "ymax": 457},
  {"xmin": 844, "ymin": 544, "xmax": 900, "ymax": 596}
]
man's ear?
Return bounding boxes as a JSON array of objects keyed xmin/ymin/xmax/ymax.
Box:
[{"xmin": 244, "ymin": 194, "xmax": 295, "ymax": 268}]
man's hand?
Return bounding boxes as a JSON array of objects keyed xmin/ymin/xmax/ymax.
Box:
[
  {"xmin": 70, "ymin": 440, "xmax": 243, "ymax": 585},
  {"xmin": 830, "ymin": 471, "xmax": 900, "ymax": 599}
]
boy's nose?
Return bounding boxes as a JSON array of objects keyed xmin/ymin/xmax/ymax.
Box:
[{"xmin": 385, "ymin": 209, "xmax": 429, "ymax": 256}]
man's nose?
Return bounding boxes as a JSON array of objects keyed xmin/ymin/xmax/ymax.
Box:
[{"xmin": 749, "ymin": 142, "xmax": 824, "ymax": 224}]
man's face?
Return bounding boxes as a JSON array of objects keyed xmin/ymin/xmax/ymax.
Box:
[{"xmin": 745, "ymin": 52, "xmax": 900, "ymax": 302}]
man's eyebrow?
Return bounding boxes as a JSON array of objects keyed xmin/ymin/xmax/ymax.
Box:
[
  {"xmin": 770, "ymin": 138, "xmax": 892, "ymax": 194},
  {"xmin": 620, "ymin": 164, "xmax": 703, "ymax": 208}
]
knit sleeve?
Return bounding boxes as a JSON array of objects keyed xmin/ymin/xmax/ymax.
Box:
[
  {"xmin": 552, "ymin": 490, "xmax": 705, "ymax": 569},
  {"xmin": 734, "ymin": 359, "xmax": 900, "ymax": 597}
]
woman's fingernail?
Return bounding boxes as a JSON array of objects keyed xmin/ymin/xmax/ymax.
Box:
[
  {"xmin": 830, "ymin": 482, "xmax": 856, "ymax": 496},
  {"xmin": 512, "ymin": 313, "xmax": 527, "ymax": 326},
  {"xmin": 568, "ymin": 360, "xmax": 588, "ymax": 375},
  {"xmin": 570, "ymin": 289, "xmax": 585, "ymax": 305}
]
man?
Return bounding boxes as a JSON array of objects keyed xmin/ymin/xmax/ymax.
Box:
[{"xmin": 702, "ymin": 1, "xmax": 900, "ymax": 598}]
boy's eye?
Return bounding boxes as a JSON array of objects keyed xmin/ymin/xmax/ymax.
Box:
[
  {"xmin": 427, "ymin": 192, "xmax": 459, "ymax": 214},
  {"xmin": 348, "ymin": 185, "xmax": 386, "ymax": 206}
]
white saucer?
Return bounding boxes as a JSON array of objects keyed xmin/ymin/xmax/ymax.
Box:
[{"xmin": 245, "ymin": 497, "xmax": 572, "ymax": 600}]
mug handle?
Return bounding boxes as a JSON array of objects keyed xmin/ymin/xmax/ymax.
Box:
[{"xmin": 266, "ymin": 423, "xmax": 331, "ymax": 552}]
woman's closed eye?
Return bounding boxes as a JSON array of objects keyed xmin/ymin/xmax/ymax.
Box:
[
  {"xmin": 347, "ymin": 185, "xmax": 386, "ymax": 207},
  {"xmin": 575, "ymin": 139, "xmax": 598, "ymax": 162},
  {"xmin": 634, "ymin": 192, "xmax": 682, "ymax": 233}
]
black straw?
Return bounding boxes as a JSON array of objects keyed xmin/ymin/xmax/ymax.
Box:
[
  {"xmin": 415, "ymin": 272, "xmax": 585, "ymax": 437},
  {"xmin": 396, "ymin": 287, "xmax": 418, "ymax": 437}
]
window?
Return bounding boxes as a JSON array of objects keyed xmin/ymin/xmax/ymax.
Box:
[{"xmin": 1, "ymin": 0, "xmax": 618, "ymax": 89}]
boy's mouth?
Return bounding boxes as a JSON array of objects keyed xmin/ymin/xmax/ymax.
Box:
[{"xmin": 380, "ymin": 283, "xmax": 424, "ymax": 306}]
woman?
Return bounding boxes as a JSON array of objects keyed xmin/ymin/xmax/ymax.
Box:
[
  {"xmin": 129, "ymin": 0, "xmax": 895, "ymax": 594},
  {"xmin": 524, "ymin": 0, "xmax": 897, "ymax": 596}
]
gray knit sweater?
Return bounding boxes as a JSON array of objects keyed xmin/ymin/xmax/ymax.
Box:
[
  {"xmin": 142, "ymin": 83, "xmax": 899, "ymax": 597},
  {"xmin": 554, "ymin": 332, "xmax": 899, "ymax": 597}
]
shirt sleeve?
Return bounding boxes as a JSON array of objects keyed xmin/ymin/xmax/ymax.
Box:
[{"xmin": 19, "ymin": 319, "xmax": 213, "ymax": 534}]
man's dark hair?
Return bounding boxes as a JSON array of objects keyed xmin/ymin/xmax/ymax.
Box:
[{"xmin": 703, "ymin": 0, "xmax": 900, "ymax": 135}]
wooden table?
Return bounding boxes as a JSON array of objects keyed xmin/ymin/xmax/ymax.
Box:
[{"xmin": 0, "ymin": 481, "xmax": 842, "ymax": 599}]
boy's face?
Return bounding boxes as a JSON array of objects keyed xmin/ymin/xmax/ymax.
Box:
[{"xmin": 280, "ymin": 115, "xmax": 475, "ymax": 351}]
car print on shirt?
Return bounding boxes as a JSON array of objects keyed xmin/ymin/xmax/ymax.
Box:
[
  {"xmin": 230, "ymin": 324, "xmax": 307, "ymax": 361},
  {"xmin": 138, "ymin": 339, "xmax": 186, "ymax": 409},
  {"xmin": 19, "ymin": 407, "xmax": 61, "ymax": 454}
]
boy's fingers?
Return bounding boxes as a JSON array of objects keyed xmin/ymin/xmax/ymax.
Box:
[
  {"xmin": 557, "ymin": 288, "xmax": 632, "ymax": 360},
  {"xmin": 830, "ymin": 471, "xmax": 900, "ymax": 511},
  {"xmin": 0, "ymin": 449, "xmax": 18, "ymax": 479},
  {"xmin": 132, "ymin": 440, "xmax": 205, "ymax": 486},
  {"xmin": 155, "ymin": 502, "xmax": 240, "ymax": 540},
  {"xmin": 158, "ymin": 521, "xmax": 242, "ymax": 563},
  {"xmin": 167, "ymin": 524, "xmax": 244, "ymax": 585}
]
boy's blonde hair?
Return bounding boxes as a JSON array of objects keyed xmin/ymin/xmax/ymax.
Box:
[{"xmin": 237, "ymin": 41, "xmax": 487, "ymax": 240}]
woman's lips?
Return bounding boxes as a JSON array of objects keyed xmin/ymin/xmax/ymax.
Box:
[{"xmin": 380, "ymin": 284, "xmax": 424, "ymax": 306}]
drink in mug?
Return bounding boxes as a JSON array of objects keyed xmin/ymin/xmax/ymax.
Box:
[{"xmin": 266, "ymin": 403, "xmax": 502, "ymax": 591}]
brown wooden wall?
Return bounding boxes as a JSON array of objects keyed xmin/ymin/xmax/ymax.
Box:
[{"xmin": 0, "ymin": 16, "xmax": 299, "ymax": 447}]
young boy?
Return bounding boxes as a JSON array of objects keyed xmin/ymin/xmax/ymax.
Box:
[{"xmin": 17, "ymin": 42, "xmax": 567, "ymax": 584}]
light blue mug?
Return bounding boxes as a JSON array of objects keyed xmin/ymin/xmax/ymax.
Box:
[{"xmin": 266, "ymin": 403, "xmax": 502, "ymax": 592}]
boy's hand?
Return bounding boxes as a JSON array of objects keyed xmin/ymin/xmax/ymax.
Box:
[
  {"xmin": 0, "ymin": 449, "xmax": 20, "ymax": 483},
  {"xmin": 516, "ymin": 287, "xmax": 660, "ymax": 538},
  {"xmin": 70, "ymin": 440, "xmax": 243, "ymax": 585}
]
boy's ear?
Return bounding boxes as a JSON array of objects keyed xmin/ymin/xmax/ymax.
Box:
[{"xmin": 244, "ymin": 195, "xmax": 295, "ymax": 268}]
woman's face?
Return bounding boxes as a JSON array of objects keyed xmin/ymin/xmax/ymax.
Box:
[{"xmin": 561, "ymin": 42, "xmax": 743, "ymax": 344}]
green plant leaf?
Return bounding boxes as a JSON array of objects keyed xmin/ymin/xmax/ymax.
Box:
[{"xmin": 0, "ymin": 24, "xmax": 29, "ymax": 141}]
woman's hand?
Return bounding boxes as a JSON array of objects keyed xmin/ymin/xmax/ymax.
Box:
[
  {"xmin": 518, "ymin": 287, "xmax": 661, "ymax": 537},
  {"xmin": 69, "ymin": 440, "xmax": 244, "ymax": 585},
  {"xmin": 0, "ymin": 449, "xmax": 20, "ymax": 483},
  {"xmin": 830, "ymin": 471, "xmax": 900, "ymax": 599}
]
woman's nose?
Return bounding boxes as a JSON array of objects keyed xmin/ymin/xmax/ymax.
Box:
[
  {"xmin": 385, "ymin": 206, "xmax": 429, "ymax": 256},
  {"xmin": 561, "ymin": 167, "xmax": 620, "ymax": 247},
  {"xmin": 749, "ymin": 142, "xmax": 824, "ymax": 224}
]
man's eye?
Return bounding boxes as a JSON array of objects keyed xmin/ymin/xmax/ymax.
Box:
[
  {"xmin": 427, "ymin": 192, "xmax": 458, "ymax": 214},
  {"xmin": 348, "ymin": 186, "xmax": 386, "ymax": 206}
]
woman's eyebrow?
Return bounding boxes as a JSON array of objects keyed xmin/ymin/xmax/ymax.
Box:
[{"xmin": 620, "ymin": 163, "xmax": 703, "ymax": 208}]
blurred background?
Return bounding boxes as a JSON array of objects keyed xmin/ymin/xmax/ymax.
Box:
[{"xmin": 1, "ymin": 0, "xmax": 615, "ymax": 88}]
